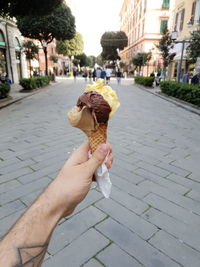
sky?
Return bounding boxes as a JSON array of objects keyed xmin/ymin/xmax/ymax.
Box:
[{"xmin": 66, "ymin": 0, "xmax": 124, "ymax": 56}]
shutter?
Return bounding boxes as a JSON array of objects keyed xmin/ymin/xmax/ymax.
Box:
[
  {"xmin": 174, "ymin": 12, "xmax": 179, "ymax": 31},
  {"xmin": 191, "ymin": 2, "xmax": 196, "ymax": 24},
  {"xmin": 163, "ymin": 0, "xmax": 169, "ymax": 9},
  {"xmin": 180, "ymin": 8, "xmax": 185, "ymax": 31},
  {"xmin": 160, "ymin": 20, "xmax": 168, "ymax": 33}
]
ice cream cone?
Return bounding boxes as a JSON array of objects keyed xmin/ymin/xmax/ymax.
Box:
[
  {"xmin": 67, "ymin": 106, "xmax": 107, "ymax": 153},
  {"xmin": 85, "ymin": 123, "xmax": 107, "ymax": 153}
]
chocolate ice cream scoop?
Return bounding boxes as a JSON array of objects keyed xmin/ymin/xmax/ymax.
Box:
[{"xmin": 77, "ymin": 91, "xmax": 111, "ymax": 124}]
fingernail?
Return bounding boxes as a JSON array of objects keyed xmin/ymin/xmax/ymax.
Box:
[{"xmin": 98, "ymin": 144, "xmax": 108, "ymax": 155}]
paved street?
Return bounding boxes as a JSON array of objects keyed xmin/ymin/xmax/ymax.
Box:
[{"xmin": 0, "ymin": 77, "xmax": 200, "ymax": 267}]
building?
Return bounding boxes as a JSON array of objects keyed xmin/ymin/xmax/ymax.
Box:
[
  {"xmin": 168, "ymin": 0, "xmax": 200, "ymax": 80},
  {"xmin": 119, "ymin": 0, "xmax": 174, "ymax": 76},
  {"xmin": 0, "ymin": 18, "xmax": 27, "ymax": 83}
]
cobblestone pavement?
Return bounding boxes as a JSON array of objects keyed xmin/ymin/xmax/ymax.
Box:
[{"xmin": 0, "ymin": 77, "xmax": 200, "ymax": 267}]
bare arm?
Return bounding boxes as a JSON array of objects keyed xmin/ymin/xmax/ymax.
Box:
[{"xmin": 0, "ymin": 142, "xmax": 112, "ymax": 267}]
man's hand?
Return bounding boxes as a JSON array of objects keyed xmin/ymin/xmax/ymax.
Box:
[
  {"xmin": 0, "ymin": 142, "xmax": 113, "ymax": 267},
  {"xmin": 52, "ymin": 142, "xmax": 113, "ymax": 217}
]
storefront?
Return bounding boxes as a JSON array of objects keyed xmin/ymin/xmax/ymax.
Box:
[
  {"xmin": 14, "ymin": 37, "xmax": 22, "ymax": 80},
  {"xmin": 0, "ymin": 30, "xmax": 7, "ymax": 81}
]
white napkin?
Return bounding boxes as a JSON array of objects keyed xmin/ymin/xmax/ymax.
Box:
[{"xmin": 95, "ymin": 162, "xmax": 112, "ymax": 198}]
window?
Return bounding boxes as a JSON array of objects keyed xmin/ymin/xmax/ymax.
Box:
[
  {"xmin": 162, "ymin": 0, "xmax": 169, "ymax": 9},
  {"xmin": 144, "ymin": 0, "xmax": 147, "ymax": 14},
  {"xmin": 194, "ymin": 0, "xmax": 200, "ymax": 24},
  {"xmin": 160, "ymin": 20, "xmax": 168, "ymax": 33},
  {"xmin": 180, "ymin": 8, "xmax": 185, "ymax": 31},
  {"xmin": 174, "ymin": 9, "xmax": 185, "ymax": 32},
  {"xmin": 191, "ymin": 2, "xmax": 197, "ymax": 24},
  {"xmin": 0, "ymin": 31, "xmax": 6, "ymax": 47}
]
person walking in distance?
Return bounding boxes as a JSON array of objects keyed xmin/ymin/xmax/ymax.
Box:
[
  {"xmin": 96, "ymin": 67, "xmax": 102, "ymax": 79},
  {"xmin": 106, "ymin": 66, "xmax": 112, "ymax": 84},
  {"xmin": 116, "ymin": 69, "xmax": 122, "ymax": 84}
]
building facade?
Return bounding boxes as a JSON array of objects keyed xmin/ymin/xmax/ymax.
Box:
[
  {"xmin": 168, "ymin": 0, "xmax": 200, "ymax": 80},
  {"xmin": 119, "ymin": 0, "xmax": 174, "ymax": 76},
  {"xmin": 0, "ymin": 18, "xmax": 27, "ymax": 83}
]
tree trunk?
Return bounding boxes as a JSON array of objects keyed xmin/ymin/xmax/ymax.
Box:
[
  {"xmin": 163, "ymin": 65, "xmax": 166, "ymax": 81},
  {"xmin": 44, "ymin": 47, "xmax": 48, "ymax": 76},
  {"xmin": 29, "ymin": 58, "xmax": 32, "ymax": 78}
]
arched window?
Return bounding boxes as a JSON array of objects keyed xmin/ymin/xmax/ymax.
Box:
[
  {"xmin": 14, "ymin": 37, "xmax": 21, "ymax": 51},
  {"xmin": 0, "ymin": 30, "xmax": 6, "ymax": 48}
]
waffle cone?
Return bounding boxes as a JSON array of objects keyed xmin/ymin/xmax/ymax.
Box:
[
  {"xmin": 84, "ymin": 124, "xmax": 107, "ymax": 153},
  {"xmin": 67, "ymin": 106, "xmax": 108, "ymax": 153}
]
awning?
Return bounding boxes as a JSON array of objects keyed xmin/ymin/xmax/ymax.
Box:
[{"xmin": 169, "ymin": 42, "xmax": 189, "ymax": 60}]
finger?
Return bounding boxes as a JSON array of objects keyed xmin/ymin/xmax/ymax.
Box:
[
  {"xmin": 105, "ymin": 153, "xmax": 114, "ymax": 169},
  {"xmin": 67, "ymin": 142, "xmax": 90, "ymax": 165},
  {"xmin": 85, "ymin": 144, "xmax": 112, "ymax": 176}
]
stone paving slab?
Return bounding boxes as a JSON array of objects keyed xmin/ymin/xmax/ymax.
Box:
[{"xmin": 0, "ymin": 78, "xmax": 200, "ymax": 266}]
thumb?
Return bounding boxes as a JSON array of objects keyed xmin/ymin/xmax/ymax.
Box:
[{"xmin": 85, "ymin": 144, "xmax": 110, "ymax": 176}]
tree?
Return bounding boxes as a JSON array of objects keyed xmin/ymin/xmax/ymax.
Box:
[
  {"xmin": 131, "ymin": 52, "xmax": 152, "ymax": 74},
  {"xmin": 56, "ymin": 32, "xmax": 84, "ymax": 57},
  {"xmin": 96, "ymin": 55, "xmax": 104, "ymax": 66},
  {"xmin": 87, "ymin": 56, "xmax": 96, "ymax": 68},
  {"xmin": 187, "ymin": 30, "xmax": 200, "ymax": 63},
  {"xmin": 50, "ymin": 55, "xmax": 58, "ymax": 63},
  {"xmin": 0, "ymin": 0, "xmax": 62, "ymax": 17},
  {"xmin": 22, "ymin": 40, "xmax": 39, "ymax": 78},
  {"xmin": 100, "ymin": 31, "xmax": 128, "ymax": 61},
  {"xmin": 17, "ymin": 3, "xmax": 75, "ymax": 75},
  {"xmin": 74, "ymin": 53, "xmax": 87, "ymax": 67},
  {"xmin": 157, "ymin": 26, "xmax": 174, "ymax": 80}
]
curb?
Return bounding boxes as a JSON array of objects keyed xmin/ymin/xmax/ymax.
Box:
[
  {"xmin": 136, "ymin": 84, "xmax": 200, "ymax": 116},
  {"xmin": 0, "ymin": 81, "xmax": 61, "ymax": 110}
]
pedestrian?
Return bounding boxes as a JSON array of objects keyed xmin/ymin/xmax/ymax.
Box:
[
  {"xmin": 182, "ymin": 72, "xmax": 190, "ymax": 83},
  {"xmin": 96, "ymin": 67, "xmax": 101, "ymax": 79},
  {"xmin": 4, "ymin": 75, "xmax": 12, "ymax": 84},
  {"xmin": 155, "ymin": 71, "xmax": 161, "ymax": 86},
  {"xmin": 116, "ymin": 69, "xmax": 122, "ymax": 84},
  {"xmin": 0, "ymin": 142, "xmax": 113, "ymax": 267},
  {"xmin": 92, "ymin": 68, "xmax": 96, "ymax": 81},
  {"xmin": 150, "ymin": 72, "xmax": 155, "ymax": 78},
  {"xmin": 100, "ymin": 68, "xmax": 106, "ymax": 82},
  {"xmin": 73, "ymin": 68, "xmax": 77, "ymax": 82},
  {"xmin": 191, "ymin": 72, "xmax": 200, "ymax": 85},
  {"xmin": 88, "ymin": 70, "xmax": 92, "ymax": 82},
  {"xmin": 83, "ymin": 69, "xmax": 88, "ymax": 82},
  {"xmin": 106, "ymin": 67, "xmax": 112, "ymax": 84}
]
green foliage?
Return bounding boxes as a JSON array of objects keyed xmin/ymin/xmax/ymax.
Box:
[
  {"xmin": 22, "ymin": 41, "xmax": 38, "ymax": 60},
  {"xmin": 74, "ymin": 53, "xmax": 87, "ymax": 67},
  {"xmin": 100, "ymin": 31, "xmax": 128, "ymax": 61},
  {"xmin": 87, "ymin": 56, "xmax": 96, "ymax": 67},
  {"xmin": 56, "ymin": 32, "xmax": 84, "ymax": 57},
  {"xmin": 160, "ymin": 81, "xmax": 200, "ymax": 106},
  {"xmin": 119, "ymin": 61, "xmax": 126, "ymax": 69},
  {"xmin": 131, "ymin": 53, "xmax": 152, "ymax": 70},
  {"xmin": 17, "ymin": 3, "xmax": 75, "ymax": 75},
  {"xmin": 17, "ymin": 3, "xmax": 75, "ymax": 44},
  {"xmin": 0, "ymin": 0, "xmax": 62, "ymax": 17},
  {"xmin": 157, "ymin": 26, "xmax": 174, "ymax": 80},
  {"xmin": 96, "ymin": 55, "xmax": 104, "ymax": 66},
  {"xmin": 50, "ymin": 55, "xmax": 58, "ymax": 63},
  {"xmin": 0, "ymin": 82, "xmax": 11, "ymax": 99},
  {"xmin": 19, "ymin": 76, "xmax": 50, "ymax": 90},
  {"xmin": 187, "ymin": 30, "xmax": 200, "ymax": 63},
  {"xmin": 134, "ymin": 76, "xmax": 154, "ymax": 87}
]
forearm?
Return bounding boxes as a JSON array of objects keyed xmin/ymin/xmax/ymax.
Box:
[{"xmin": 0, "ymin": 180, "xmax": 63, "ymax": 267}]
